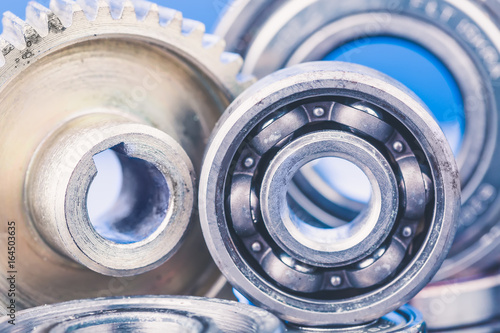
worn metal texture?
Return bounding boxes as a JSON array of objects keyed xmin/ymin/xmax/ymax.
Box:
[
  {"xmin": 0, "ymin": 0, "xmax": 251, "ymax": 310},
  {"xmin": 199, "ymin": 62, "xmax": 460, "ymax": 326}
]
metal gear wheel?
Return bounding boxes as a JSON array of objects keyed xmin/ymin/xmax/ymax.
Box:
[
  {"xmin": 215, "ymin": 0, "xmax": 500, "ymax": 280},
  {"xmin": 0, "ymin": 296, "xmax": 285, "ymax": 332},
  {"xmin": 0, "ymin": 0, "xmax": 251, "ymax": 310},
  {"xmin": 199, "ymin": 62, "xmax": 459, "ymax": 326}
]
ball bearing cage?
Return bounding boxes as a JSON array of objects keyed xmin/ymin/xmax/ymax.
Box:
[{"xmin": 200, "ymin": 62, "xmax": 459, "ymax": 326}]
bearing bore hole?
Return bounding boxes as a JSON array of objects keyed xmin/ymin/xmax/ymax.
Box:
[
  {"xmin": 312, "ymin": 157, "xmax": 371, "ymax": 204},
  {"xmin": 288, "ymin": 157, "xmax": 373, "ymax": 232},
  {"xmin": 87, "ymin": 144, "xmax": 169, "ymax": 244},
  {"xmin": 324, "ymin": 36, "xmax": 464, "ymax": 155}
]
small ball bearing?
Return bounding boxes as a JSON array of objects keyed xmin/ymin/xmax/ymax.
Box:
[{"xmin": 199, "ymin": 62, "xmax": 460, "ymax": 326}]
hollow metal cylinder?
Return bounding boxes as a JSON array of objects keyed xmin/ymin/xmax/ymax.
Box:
[
  {"xmin": 215, "ymin": 0, "xmax": 500, "ymax": 280},
  {"xmin": 199, "ymin": 61, "xmax": 460, "ymax": 326}
]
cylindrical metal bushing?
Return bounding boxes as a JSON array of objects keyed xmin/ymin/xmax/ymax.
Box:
[{"xmin": 199, "ymin": 61, "xmax": 460, "ymax": 326}]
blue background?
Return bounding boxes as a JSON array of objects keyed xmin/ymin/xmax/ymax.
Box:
[{"xmin": 0, "ymin": 0, "xmax": 223, "ymax": 33}]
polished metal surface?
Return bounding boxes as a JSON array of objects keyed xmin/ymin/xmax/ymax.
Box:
[
  {"xmin": 411, "ymin": 271, "xmax": 500, "ymax": 330},
  {"xmin": 0, "ymin": 0, "xmax": 250, "ymax": 309},
  {"xmin": 286, "ymin": 305, "xmax": 425, "ymax": 332},
  {"xmin": 431, "ymin": 320, "xmax": 500, "ymax": 333},
  {"xmin": 199, "ymin": 61, "xmax": 459, "ymax": 326},
  {"xmin": 215, "ymin": 0, "xmax": 500, "ymax": 280},
  {"xmin": 0, "ymin": 296, "xmax": 285, "ymax": 332}
]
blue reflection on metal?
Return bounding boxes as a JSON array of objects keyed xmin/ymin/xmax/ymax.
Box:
[
  {"xmin": 233, "ymin": 289, "xmax": 254, "ymax": 305},
  {"xmin": 324, "ymin": 36, "xmax": 464, "ymax": 155}
]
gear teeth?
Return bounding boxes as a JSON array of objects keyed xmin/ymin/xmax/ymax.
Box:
[
  {"xmin": 155, "ymin": 6, "xmax": 182, "ymax": 30},
  {"xmin": 0, "ymin": 0, "xmax": 252, "ymax": 97},
  {"xmin": 220, "ymin": 52, "xmax": 245, "ymax": 78},
  {"xmin": 76, "ymin": 0, "xmax": 107, "ymax": 21},
  {"xmin": 50, "ymin": 0, "xmax": 84, "ymax": 27},
  {"xmin": 181, "ymin": 18, "xmax": 206, "ymax": 41},
  {"xmin": 0, "ymin": 38, "xmax": 13, "ymax": 67},
  {"xmin": 202, "ymin": 34, "xmax": 226, "ymax": 56},
  {"xmin": 220, "ymin": 51, "xmax": 243, "ymax": 67},
  {"xmin": 105, "ymin": 0, "xmax": 136, "ymax": 20},
  {"xmin": 130, "ymin": 0, "xmax": 152, "ymax": 21},
  {"xmin": 26, "ymin": 2, "xmax": 53, "ymax": 37},
  {"xmin": 142, "ymin": 3, "xmax": 182, "ymax": 30},
  {"xmin": 2, "ymin": 12, "xmax": 32, "ymax": 50}
]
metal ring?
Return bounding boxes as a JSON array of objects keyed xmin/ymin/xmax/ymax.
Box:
[
  {"xmin": 0, "ymin": 296, "xmax": 284, "ymax": 333},
  {"xmin": 261, "ymin": 130, "xmax": 398, "ymax": 267},
  {"xmin": 286, "ymin": 305, "xmax": 426, "ymax": 332},
  {"xmin": 200, "ymin": 62, "xmax": 460, "ymax": 326},
  {"xmin": 411, "ymin": 270, "xmax": 500, "ymax": 330},
  {"xmin": 215, "ymin": 0, "xmax": 500, "ymax": 280}
]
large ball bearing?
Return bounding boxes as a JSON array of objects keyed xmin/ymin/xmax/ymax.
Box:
[
  {"xmin": 215, "ymin": 0, "xmax": 500, "ymax": 279},
  {"xmin": 199, "ymin": 62, "xmax": 460, "ymax": 326}
]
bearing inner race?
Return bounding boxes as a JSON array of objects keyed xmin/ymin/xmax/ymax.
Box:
[{"xmin": 261, "ymin": 130, "xmax": 398, "ymax": 267}]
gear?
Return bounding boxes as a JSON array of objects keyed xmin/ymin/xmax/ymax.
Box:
[
  {"xmin": 0, "ymin": 296, "xmax": 284, "ymax": 332},
  {"xmin": 0, "ymin": 0, "xmax": 251, "ymax": 310}
]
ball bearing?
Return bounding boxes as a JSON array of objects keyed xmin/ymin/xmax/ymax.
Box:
[
  {"xmin": 200, "ymin": 62, "xmax": 460, "ymax": 326},
  {"xmin": 216, "ymin": 0, "xmax": 500, "ymax": 280}
]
